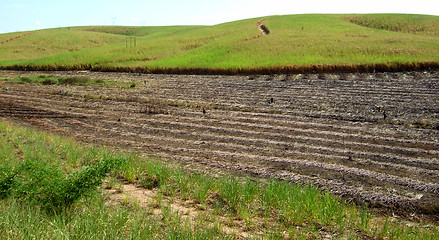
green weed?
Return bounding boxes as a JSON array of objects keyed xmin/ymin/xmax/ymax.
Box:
[{"xmin": 5, "ymin": 75, "xmax": 108, "ymax": 86}]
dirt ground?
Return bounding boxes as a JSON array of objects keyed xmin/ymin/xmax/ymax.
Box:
[{"xmin": 1, "ymin": 70, "xmax": 438, "ymax": 221}]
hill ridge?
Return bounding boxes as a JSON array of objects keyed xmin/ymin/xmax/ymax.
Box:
[{"xmin": 0, "ymin": 14, "xmax": 438, "ymax": 73}]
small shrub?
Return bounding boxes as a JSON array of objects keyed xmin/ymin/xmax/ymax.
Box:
[
  {"xmin": 42, "ymin": 79, "xmax": 57, "ymax": 85},
  {"xmin": 139, "ymin": 174, "xmax": 160, "ymax": 189},
  {"xmin": 139, "ymin": 104, "xmax": 168, "ymax": 115},
  {"xmin": 0, "ymin": 156, "xmax": 126, "ymax": 212},
  {"xmin": 0, "ymin": 169, "xmax": 15, "ymax": 199},
  {"xmin": 19, "ymin": 77, "xmax": 32, "ymax": 83}
]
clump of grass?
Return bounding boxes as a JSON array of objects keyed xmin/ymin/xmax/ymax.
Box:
[
  {"xmin": 0, "ymin": 121, "xmax": 126, "ymax": 212},
  {"xmin": 4, "ymin": 75, "xmax": 113, "ymax": 86},
  {"xmin": 42, "ymin": 78, "xmax": 57, "ymax": 85},
  {"xmin": 138, "ymin": 103, "xmax": 169, "ymax": 115},
  {"xmin": 58, "ymin": 76, "xmax": 91, "ymax": 85},
  {"xmin": 18, "ymin": 76, "xmax": 32, "ymax": 83},
  {"xmin": 0, "ymin": 156, "xmax": 125, "ymax": 211}
]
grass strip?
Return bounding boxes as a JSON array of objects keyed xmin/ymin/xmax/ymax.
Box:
[{"xmin": 1, "ymin": 61, "xmax": 438, "ymax": 75}]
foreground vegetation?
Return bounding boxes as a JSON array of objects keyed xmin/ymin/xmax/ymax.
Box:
[
  {"xmin": 0, "ymin": 120, "xmax": 438, "ymax": 239},
  {"xmin": 1, "ymin": 14, "xmax": 438, "ymax": 73}
]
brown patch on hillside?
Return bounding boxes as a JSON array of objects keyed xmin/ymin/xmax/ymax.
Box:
[
  {"xmin": 0, "ymin": 33, "xmax": 31, "ymax": 45},
  {"xmin": 245, "ymin": 18, "xmax": 270, "ymax": 41}
]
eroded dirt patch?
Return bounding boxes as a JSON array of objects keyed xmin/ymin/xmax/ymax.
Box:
[{"xmin": 103, "ymin": 181, "xmax": 263, "ymax": 239}]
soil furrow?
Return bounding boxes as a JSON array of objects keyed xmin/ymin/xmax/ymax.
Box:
[
  {"xmin": 43, "ymin": 115, "xmax": 439, "ymax": 197},
  {"xmin": 1, "ymin": 70, "xmax": 438, "ymax": 217}
]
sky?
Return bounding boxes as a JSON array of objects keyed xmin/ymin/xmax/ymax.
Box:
[{"xmin": 0, "ymin": 0, "xmax": 438, "ymax": 34}]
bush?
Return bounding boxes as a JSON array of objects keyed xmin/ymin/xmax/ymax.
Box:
[
  {"xmin": 18, "ymin": 77, "xmax": 32, "ymax": 83},
  {"xmin": 0, "ymin": 156, "xmax": 126, "ymax": 212},
  {"xmin": 42, "ymin": 79, "xmax": 57, "ymax": 85},
  {"xmin": 58, "ymin": 76, "xmax": 90, "ymax": 85}
]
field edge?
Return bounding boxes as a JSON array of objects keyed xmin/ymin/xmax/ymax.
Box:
[{"xmin": 1, "ymin": 61, "xmax": 439, "ymax": 75}]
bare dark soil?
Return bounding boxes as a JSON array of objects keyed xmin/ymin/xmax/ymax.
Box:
[{"xmin": 1, "ymin": 70, "xmax": 438, "ymax": 221}]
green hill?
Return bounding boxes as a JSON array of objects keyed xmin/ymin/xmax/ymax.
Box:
[{"xmin": 1, "ymin": 14, "xmax": 439, "ymax": 73}]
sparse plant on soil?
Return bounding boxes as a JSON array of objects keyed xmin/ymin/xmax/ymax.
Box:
[{"xmin": 9, "ymin": 75, "xmax": 106, "ymax": 86}]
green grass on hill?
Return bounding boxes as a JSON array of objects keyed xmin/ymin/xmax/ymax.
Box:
[
  {"xmin": 343, "ymin": 14, "xmax": 439, "ymax": 36},
  {"xmin": 0, "ymin": 14, "xmax": 438, "ymax": 72}
]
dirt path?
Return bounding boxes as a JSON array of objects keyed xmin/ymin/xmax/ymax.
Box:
[
  {"xmin": 256, "ymin": 18, "xmax": 270, "ymax": 36},
  {"xmin": 0, "ymin": 33, "xmax": 31, "ymax": 45},
  {"xmin": 103, "ymin": 181, "xmax": 261, "ymax": 238},
  {"xmin": 245, "ymin": 18, "xmax": 270, "ymax": 41},
  {"xmin": 1, "ymin": 70, "xmax": 438, "ymax": 221}
]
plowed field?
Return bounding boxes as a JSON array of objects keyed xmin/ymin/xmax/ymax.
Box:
[{"xmin": 1, "ymin": 70, "xmax": 438, "ymax": 219}]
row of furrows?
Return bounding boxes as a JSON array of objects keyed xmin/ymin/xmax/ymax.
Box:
[
  {"xmin": 106, "ymin": 93, "xmax": 434, "ymax": 127},
  {"xmin": 97, "ymin": 116, "xmax": 439, "ymax": 178},
  {"xmin": 132, "ymin": 81, "xmax": 438, "ymax": 119},
  {"xmin": 144, "ymin": 89, "xmax": 438, "ymax": 116},
  {"xmin": 121, "ymin": 115, "xmax": 439, "ymax": 163},
  {"xmin": 5, "ymin": 89, "xmax": 438, "ymax": 186},
  {"xmin": 138, "ymin": 84, "xmax": 437, "ymax": 105},
  {"xmin": 145, "ymin": 72, "xmax": 436, "ymax": 86},
  {"xmin": 23, "ymin": 116, "xmax": 414, "ymax": 207},
  {"xmin": 2, "ymin": 73, "xmax": 439, "ymax": 209},
  {"xmin": 7, "ymin": 74, "xmax": 435, "ymax": 124},
  {"xmin": 148, "ymin": 84, "xmax": 437, "ymax": 102},
  {"xmin": 3, "ymin": 84, "xmax": 439, "ymax": 169},
  {"xmin": 145, "ymin": 76, "xmax": 438, "ymax": 99},
  {"xmin": 3, "ymin": 91, "xmax": 438, "ymax": 168},
  {"xmin": 35, "ymin": 116, "xmax": 439, "ymax": 205},
  {"xmin": 0, "ymin": 99, "xmax": 71, "ymax": 118},
  {"xmin": 2, "ymin": 71, "xmax": 437, "ymax": 116},
  {"xmin": 157, "ymin": 74, "xmax": 437, "ymax": 91},
  {"xmin": 4, "ymin": 91, "xmax": 438, "ymax": 159},
  {"xmin": 7, "ymin": 84, "xmax": 439, "ymax": 143},
  {"xmin": 145, "ymin": 92, "xmax": 435, "ymax": 114}
]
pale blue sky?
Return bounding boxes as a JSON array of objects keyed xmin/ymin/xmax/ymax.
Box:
[{"xmin": 0, "ymin": 0, "xmax": 437, "ymax": 33}]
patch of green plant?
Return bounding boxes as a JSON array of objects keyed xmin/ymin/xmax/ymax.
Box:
[
  {"xmin": 0, "ymin": 192, "xmax": 229, "ymax": 239},
  {"xmin": 58, "ymin": 76, "xmax": 90, "ymax": 85},
  {"xmin": 0, "ymin": 150, "xmax": 125, "ymax": 212},
  {"xmin": 120, "ymin": 154, "xmax": 439, "ymax": 239},
  {"xmin": 4, "ymin": 75, "xmax": 114, "ymax": 86},
  {"xmin": 344, "ymin": 14, "xmax": 439, "ymax": 36},
  {"xmin": 0, "ymin": 120, "xmax": 126, "ymax": 212}
]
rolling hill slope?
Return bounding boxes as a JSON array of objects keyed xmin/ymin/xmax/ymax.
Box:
[{"xmin": 1, "ymin": 14, "xmax": 438, "ymax": 72}]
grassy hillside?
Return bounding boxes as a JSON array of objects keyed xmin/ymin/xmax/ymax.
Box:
[{"xmin": 1, "ymin": 14, "xmax": 438, "ymax": 72}]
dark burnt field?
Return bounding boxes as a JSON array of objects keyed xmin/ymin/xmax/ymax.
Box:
[{"xmin": 1, "ymin": 70, "xmax": 438, "ymax": 220}]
